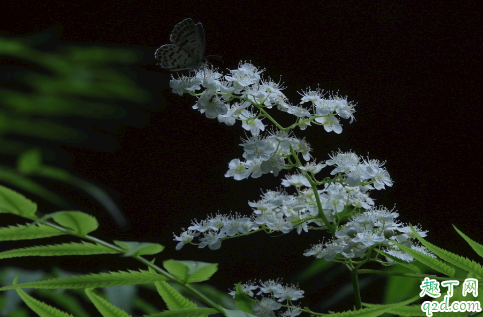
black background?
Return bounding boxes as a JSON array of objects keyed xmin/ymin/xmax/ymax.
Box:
[{"xmin": 1, "ymin": 0, "xmax": 482, "ymax": 314}]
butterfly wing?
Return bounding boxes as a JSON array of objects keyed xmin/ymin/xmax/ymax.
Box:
[
  {"xmin": 155, "ymin": 18, "xmax": 205, "ymax": 71},
  {"xmin": 155, "ymin": 44, "xmax": 197, "ymax": 71}
]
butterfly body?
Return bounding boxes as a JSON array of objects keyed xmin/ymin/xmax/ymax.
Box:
[{"xmin": 155, "ymin": 18, "xmax": 206, "ymax": 71}]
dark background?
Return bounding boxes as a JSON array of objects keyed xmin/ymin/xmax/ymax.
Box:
[{"xmin": 1, "ymin": 0, "xmax": 482, "ymax": 314}]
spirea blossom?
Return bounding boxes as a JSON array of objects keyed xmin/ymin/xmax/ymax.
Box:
[
  {"xmin": 304, "ymin": 206, "xmax": 434, "ymax": 262},
  {"xmin": 171, "ymin": 61, "xmax": 430, "ymax": 272},
  {"xmin": 168, "ymin": 62, "xmax": 356, "ymax": 180},
  {"xmin": 229, "ymin": 280, "xmax": 304, "ymax": 317}
]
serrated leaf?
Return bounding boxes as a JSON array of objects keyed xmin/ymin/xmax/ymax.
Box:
[
  {"xmin": 374, "ymin": 249, "xmax": 422, "ymax": 274},
  {"xmin": 363, "ymin": 303, "xmax": 425, "ymax": 316},
  {"xmin": 52, "ymin": 211, "xmax": 98, "ymax": 236},
  {"xmin": 0, "ymin": 185, "xmax": 37, "ymax": 217},
  {"xmin": 453, "ymin": 225, "xmax": 483, "ymax": 261},
  {"xmin": 0, "ymin": 269, "xmax": 168, "ymax": 291},
  {"xmin": 37, "ymin": 288, "xmax": 91, "ymax": 317},
  {"xmin": 0, "ymin": 241, "xmax": 119, "ymax": 259},
  {"xmin": 233, "ymin": 283, "xmax": 255, "ymax": 315},
  {"xmin": 409, "ymin": 224, "xmax": 483, "ymax": 278},
  {"xmin": 327, "ymin": 295, "xmax": 420, "ymax": 316},
  {"xmin": 163, "ymin": 260, "xmax": 217, "ymax": 283},
  {"xmin": 380, "ymin": 264, "xmax": 426, "ymax": 305},
  {"xmin": 85, "ymin": 288, "xmax": 131, "ymax": 317},
  {"xmin": 0, "ymin": 223, "xmax": 65, "ymax": 241},
  {"xmin": 389, "ymin": 239, "xmax": 455, "ymax": 278},
  {"xmin": 114, "ymin": 240, "xmax": 164, "ymax": 257},
  {"xmin": 15, "ymin": 288, "xmax": 75, "ymax": 317},
  {"xmin": 154, "ymin": 280, "xmax": 197, "ymax": 310}
]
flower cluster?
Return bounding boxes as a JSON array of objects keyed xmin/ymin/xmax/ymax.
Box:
[
  {"xmin": 171, "ymin": 61, "xmax": 431, "ymax": 266},
  {"xmin": 169, "ymin": 62, "xmax": 356, "ymax": 180},
  {"xmin": 229, "ymin": 279, "xmax": 304, "ymax": 317},
  {"xmin": 174, "ymin": 150, "xmax": 400, "ymax": 252},
  {"xmin": 304, "ymin": 206, "xmax": 435, "ymax": 262}
]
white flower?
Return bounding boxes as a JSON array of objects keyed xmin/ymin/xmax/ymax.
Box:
[
  {"xmin": 319, "ymin": 115, "xmax": 342, "ymax": 134},
  {"xmin": 287, "ymin": 105, "xmax": 311, "ymax": 118},
  {"xmin": 396, "ymin": 224, "xmax": 428, "ymax": 238},
  {"xmin": 333, "ymin": 95, "xmax": 356, "ymax": 123},
  {"xmin": 258, "ymin": 78, "xmax": 287, "ymax": 108},
  {"xmin": 242, "ymin": 137, "xmax": 275, "ymax": 161},
  {"xmin": 326, "ymin": 150, "xmax": 360, "ymax": 174},
  {"xmin": 188, "ymin": 219, "xmax": 218, "ymax": 233},
  {"xmin": 221, "ymin": 213, "xmax": 256, "ymax": 236},
  {"xmin": 321, "ymin": 183, "xmax": 348, "ymax": 214},
  {"xmin": 304, "ymin": 239, "xmax": 345, "ymax": 261},
  {"xmin": 239, "ymin": 109, "xmax": 266, "ymax": 136},
  {"xmin": 193, "ymin": 92, "xmax": 228, "ymax": 119},
  {"xmin": 314, "ymin": 98, "xmax": 336, "ymax": 116},
  {"xmin": 281, "ymin": 174, "xmax": 311, "ymax": 188},
  {"xmin": 252, "ymin": 297, "xmax": 281, "ymax": 317},
  {"xmin": 352, "ymin": 231, "xmax": 385, "ymax": 247},
  {"xmin": 173, "ymin": 230, "xmax": 199, "ymax": 250},
  {"xmin": 169, "ymin": 74, "xmax": 203, "ymax": 95},
  {"xmin": 273, "ymin": 284, "xmax": 304, "ymax": 302},
  {"xmin": 257, "ymin": 279, "xmax": 283, "ymax": 295},
  {"xmin": 298, "ymin": 87, "xmax": 326, "ymax": 104},
  {"xmin": 298, "ymin": 161, "xmax": 326, "ymax": 175},
  {"xmin": 229, "ymin": 281, "xmax": 258, "ymax": 297},
  {"xmin": 224, "ymin": 62, "xmax": 263, "ymax": 91},
  {"xmin": 264, "ymin": 213, "xmax": 293, "ymax": 233},
  {"xmin": 280, "ymin": 307, "xmax": 302, "ymax": 317},
  {"xmin": 198, "ymin": 231, "xmax": 226, "ymax": 250},
  {"xmin": 361, "ymin": 157, "xmax": 393, "ymax": 190},
  {"xmin": 225, "ymin": 159, "xmax": 251, "ymax": 180}
]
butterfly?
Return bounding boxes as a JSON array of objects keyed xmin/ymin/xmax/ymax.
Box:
[{"xmin": 155, "ymin": 18, "xmax": 206, "ymax": 71}]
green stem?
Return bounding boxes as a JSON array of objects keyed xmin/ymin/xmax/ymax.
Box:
[
  {"xmin": 347, "ymin": 263, "xmax": 362, "ymax": 310},
  {"xmin": 288, "ymin": 145, "xmax": 335, "ymax": 235},
  {"xmin": 134, "ymin": 256, "xmax": 224, "ymax": 313},
  {"xmin": 36, "ymin": 217, "xmax": 226, "ymax": 315}
]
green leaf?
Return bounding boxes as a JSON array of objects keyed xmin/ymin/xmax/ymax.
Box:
[
  {"xmin": 223, "ymin": 309, "xmax": 258, "ymax": 317},
  {"xmin": 389, "ymin": 239, "xmax": 455, "ymax": 278},
  {"xmin": 15, "ymin": 147, "xmax": 126, "ymax": 228},
  {"xmin": 374, "ymin": 248, "xmax": 422, "ymax": 274},
  {"xmin": 17, "ymin": 148, "xmax": 42, "ymax": 174},
  {"xmin": 163, "ymin": 260, "xmax": 218, "ymax": 283},
  {"xmin": 85, "ymin": 288, "xmax": 131, "ymax": 317},
  {"xmin": 154, "ymin": 280, "xmax": 197, "ymax": 310},
  {"xmin": 0, "ymin": 241, "xmax": 119, "ymax": 259},
  {"xmin": 328, "ymin": 295, "xmax": 420, "ymax": 316},
  {"xmin": 292, "ymin": 258, "xmax": 336, "ymax": 282},
  {"xmin": 0, "ymin": 223, "xmax": 65, "ymax": 241},
  {"xmin": 409, "ymin": 224, "xmax": 483, "ymax": 278},
  {"xmin": 0, "ymin": 184, "xmax": 37, "ymax": 217},
  {"xmin": 15, "ymin": 288, "xmax": 75, "ymax": 317},
  {"xmin": 114, "ymin": 240, "xmax": 164, "ymax": 257},
  {"xmin": 138, "ymin": 307, "xmax": 218, "ymax": 316},
  {"xmin": 233, "ymin": 283, "xmax": 255, "ymax": 315},
  {"xmin": 0, "ymin": 269, "xmax": 168, "ymax": 291},
  {"xmin": 380, "ymin": 262, "xmax": 427, "ymax": 304},
  {"xmin": 37, "ymin": 288, "xmax": 91, "ymax": 317},
  {"xmin": 52, "ymin": 211, "xmax": 98, "ymax": 236},
  {"xmin": 453, "ymin": 225, "xmax": 483, "ymax": 260},
  {"xmin": 363, "ymin": 302, "xmax": 426, "ymax": 317},
  {"xmin": 0, "ymin": 168, "xmax": 68, "ymax": 211}
]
